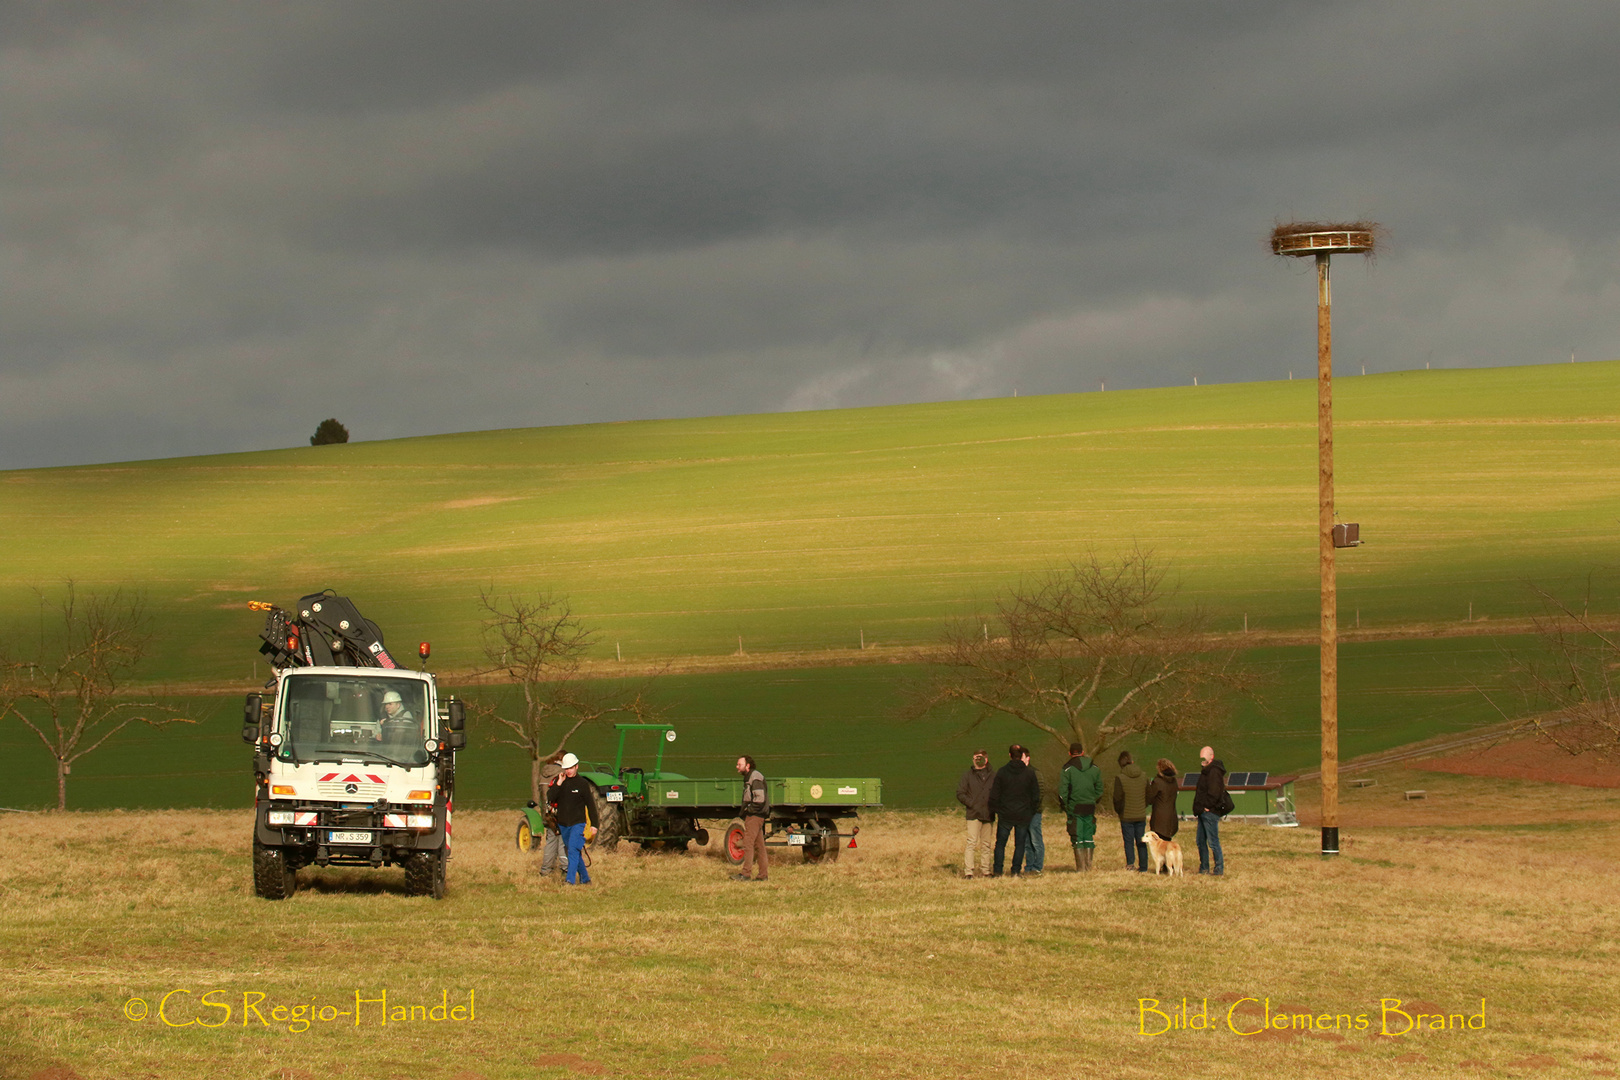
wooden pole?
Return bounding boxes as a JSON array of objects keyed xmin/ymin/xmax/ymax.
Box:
[{"xmin": 1317, "ymin": 252, "xmax": 1340, "ymax": 857}]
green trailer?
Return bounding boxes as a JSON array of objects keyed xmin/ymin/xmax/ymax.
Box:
[
  {"xmin": 517, "ymin": 724, "xmax": 883, "ymax": 863},
  {"xmin": 1175, "ymin": 771, "xmax": 1299, "ymax": 826}
]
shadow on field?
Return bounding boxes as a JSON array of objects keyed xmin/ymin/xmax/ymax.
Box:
[{"xmin": 292, "ymin": 868, "xmax": 413, "ymax": 896}]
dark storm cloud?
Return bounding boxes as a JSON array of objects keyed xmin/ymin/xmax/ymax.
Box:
[{"xmin": 4, "ymin": 1, "xmax": 1620, "ymax": 468}]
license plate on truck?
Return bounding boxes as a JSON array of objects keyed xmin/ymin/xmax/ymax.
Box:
[{"xmin": 329, "ymin": 831, "xmax": 372, "ymax": 844}]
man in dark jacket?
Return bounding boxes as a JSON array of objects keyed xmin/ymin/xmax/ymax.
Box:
[
  {"xmin": 1111, "ymin": 750, "xmax": 1150, "ymax": 873},
  {"xmin": 1192, "ymin": 745, "xmax": 1227, "ymax": 875},
  {"xmin": 548, "ymin": 752, "xmax": 599, "ymax": 885},
  {"xmin": 988, "ymin": 744, "xmax": 1041, "ymax": 876},
  {"xmin": 955, "ymin": 749, "xmax": 995, "ymax": 878},
  {"xmin": 1145, "ymin": 758, "xmax": 1180, "ymax": 874},
  {"xmin": 1058, "ymin": 742, "xmax": 1103, "ymax": 872}
]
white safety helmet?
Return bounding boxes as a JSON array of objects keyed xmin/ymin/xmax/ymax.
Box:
[
  {"xmin": 559, "ymin": 752, "xmax": 580, "ymax": 769},
  {"xmin": 382, "ymin": 691, "xmax": 403, "ymax": 705}
]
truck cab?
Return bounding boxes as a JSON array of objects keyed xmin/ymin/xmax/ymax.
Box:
[{"xmin": 245, "ymin": 666, "xmax": 465, "ymax": 899}]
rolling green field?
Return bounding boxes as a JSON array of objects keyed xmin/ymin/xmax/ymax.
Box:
[
  {"xmin": 3, "ymin": 362, "xmax": 1617, "ymax": 809},
  {"xmin": 4, "ymin": 362, "xmax": 1618, "ymax": 679}
]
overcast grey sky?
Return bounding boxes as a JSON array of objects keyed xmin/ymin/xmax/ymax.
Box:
[{"xmin": 5, "ymin": 1, "xmax": 1619, "ymax": 469}]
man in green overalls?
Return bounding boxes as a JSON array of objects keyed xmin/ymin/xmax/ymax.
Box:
[{"xmin": 1059, "ymin": 741, "xmax": 1104, "ymax": 872}]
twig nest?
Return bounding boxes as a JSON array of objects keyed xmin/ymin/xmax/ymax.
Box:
[{"xmin": 1270, "ymin": 221, "xmax": 1380, "ymax": 257}]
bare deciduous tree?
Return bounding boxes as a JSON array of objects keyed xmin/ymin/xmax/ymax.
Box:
[
  {"xmin": 1504, "ymin": 578, "xmax": 1620, "ymax": 756},
  {"xmin": 473, "ymin": 587, "xmax": 659, "ymax": 803},
  {"xmin": 908, "ymin": 548, "xmax": 1253, "ymax": 759},
  {"xmin": 0, "ymin": 585, "xmax": 191, "ymax": 809}
]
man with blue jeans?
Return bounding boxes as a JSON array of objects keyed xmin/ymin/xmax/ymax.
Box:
[
  {"xmin": 1021, "ymin": 747, "xmax": 1045, "ymax": 874},
  {"xmin": 988, "ymin": 744, "xmax": 1040, "ymax": 876},
  {"xmin": 1192, "ymin": 745, "xmax": 1226, "ymax": 876},
  {"xmin": 548, "ymin": 752, "xmax": 599, "ymax": 885}
]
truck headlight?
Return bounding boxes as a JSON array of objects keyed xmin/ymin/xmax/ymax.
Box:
[
  {"xmin": 407, "ymin": 814, "xmax": 434, "ymax": 830},
  {"xmin": 267, "ymin": 811, "xmax": 295, "ymax": 825}
]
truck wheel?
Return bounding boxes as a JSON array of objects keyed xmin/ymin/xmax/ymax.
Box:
[
  {"xmin": 405, "ymin": 849, "xmax": 447, "ymax": 899},
  {"xmin": 252, "ymin": 840, "xmax": 296, "ymax": 900},
  {"xmin": 515, "ymin": 819, "xmax": 534, "ymax": 852},
  {"xmin": 723, "ymin": 819, "xmax": 746, "ymax": 866},
  {"xmin": 590, "ymin": 792, "xmax": 622, "ymax": 851}
]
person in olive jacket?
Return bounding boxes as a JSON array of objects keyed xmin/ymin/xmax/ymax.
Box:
[
  {"xmin": 1111, "ymin": 750, "xmax": 1151, "ymax": 873},
  {"xmin": 1144, "ymin": 758, "xmax": 1180, "ymax": 874},
  {"xmin": 955, "ymin": 749, "xmax": 996, "ymax": 878},
  {"xmin": 988, "ymin": 744, "xmax": 1041, "ymax": 876},
  {"xmin": 1058, "ymin": 741, "xmax": 1104, "ymax": 872}
]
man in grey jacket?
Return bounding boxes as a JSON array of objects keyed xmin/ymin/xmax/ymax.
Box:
[{"xmin": 955, "ymin": 749, "xmax": 995, "ymax": 878}]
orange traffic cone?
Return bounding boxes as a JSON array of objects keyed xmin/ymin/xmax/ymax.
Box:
[{"xmin": 847, "ymin": 826, "xmax": 860, "ymax": 849}]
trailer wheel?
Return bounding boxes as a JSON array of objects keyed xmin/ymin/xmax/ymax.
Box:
[
  {"xmin": 723, "ymin": 818, "xmax": 747, "ymax": 866},
  {"xmin": 801, "ymin": 819, "xmax": 841, "ymax": 863},
  {"xmin": 252, "ymin": 840, "xmax": 296, "ymax": 900},
  {"xmin": 590, "ymin": 792, "xmax": 622, "ymax": 851},
  {"xmin": 405, "ymin": 849, "xmax": 447, "ymax": 899},
  {"xmin": 818, "ymin": 818, "xmax": 842, "ymax": 863},
  {"xmin": 515, "ymin": 819, "xmax": 534, "ymax": 852}
]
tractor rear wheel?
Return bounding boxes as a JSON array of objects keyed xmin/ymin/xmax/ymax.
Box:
[
  {"xmin": 405, "ymin": 849, "xmax": 447, "ymax": 899},
  {"xmin": 253, "ymin": 840, "xmax": 296, "ymax": 900},
  {"xmin": 723, "ymin": 818, "xmax": 747, "ymax": 866},
  {"xmin": 515, "ymin": 818, "xmax": 534, "ymax": 852},
  {"xmin": 589, "ymin": 792, "xmax": 622, "ymax": 851}
]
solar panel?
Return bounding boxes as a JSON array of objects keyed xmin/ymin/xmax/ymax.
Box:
[
  {"xmin": 1227, "ymin": 771, "xmax": 1249, "ymax": 786},
  {"xmin": 1247, "ymin": 771, "xmax": 1268, "ymax": 786},
  {"xmin": 1182, "ymin": 773, "xmax": 1199, "ymax": 788}
]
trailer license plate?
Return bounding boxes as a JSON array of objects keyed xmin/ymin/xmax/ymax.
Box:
[
  {"xmin": 606, "ymin": 791, "xmax": 623, "ymax": 802},
  {"xmin": 329, "ymin": 831, "xmax": 372, "ymax": 844},
  {"xmin": 788, "ymin": 834, "xmax": 806, "ymax": 845}
]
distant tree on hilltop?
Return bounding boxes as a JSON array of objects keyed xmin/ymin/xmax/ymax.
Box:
[{"xmin": 310, "ymin": 419, "xmax": 349, "ymax": 445}]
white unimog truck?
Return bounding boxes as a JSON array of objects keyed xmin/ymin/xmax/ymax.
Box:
[{"xmin": 242, "ymin": 591, "xmax": 466, "ymax": 899}]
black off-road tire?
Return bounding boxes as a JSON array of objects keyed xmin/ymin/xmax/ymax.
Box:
[
  {"xmin": 589, "ymin": 791, "xmax": 622, "ymax": 851},
  {"xmin": 252, "ymin": 840, "xmax": 296, "ymax": 900},
  {"xmin": 405, "ymin": 849, "xmax": 447, "ymax": 899}
]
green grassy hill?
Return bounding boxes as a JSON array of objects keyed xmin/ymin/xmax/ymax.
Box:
[
  {"xmin": 5, "ymin": 362, "xmax": 1617, "ymax": 679},
  {"xmin": 3, "ymin": 361, "xmax": 1617, "ymax": 808}
]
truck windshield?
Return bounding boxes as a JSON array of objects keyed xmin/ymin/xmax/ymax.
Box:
[{"xmin": 277, "ymin": 674, "xmax": 431, "ymax": 766}]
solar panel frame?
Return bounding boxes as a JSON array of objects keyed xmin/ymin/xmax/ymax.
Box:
[
  {"xmin": 1227, "ymin": 771, "xmax": 1250, "ymax": 786},
  {"xmin": 1182, "ymin": 773, "xmax": 1200, "ymax": 788},
  {"xmin": 1247, "ymin": 771, "xmax": 1268, "ymax": 786}
]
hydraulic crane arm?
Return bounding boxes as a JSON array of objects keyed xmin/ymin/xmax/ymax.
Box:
[{"xmin": 252, "ymin": 590, "xmax": 400, "ymax": 670}]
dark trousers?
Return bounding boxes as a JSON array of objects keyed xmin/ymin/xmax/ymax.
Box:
[
  {"xmin": 1121, "ymin": 818, "xmax": 1149, "ymax": 871},
  {"xmin": 1196, "ymin": 811, "xmax": 1224, "ymax": 874},
  {"xmin": 993, "ymin": 817, "xmax": 1031, "ymax": 876}
]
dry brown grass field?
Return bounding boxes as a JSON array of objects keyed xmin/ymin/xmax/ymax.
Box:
[{"xmin": 4, "ymin": 771, "xmax": 1620, "ymax": 1080}]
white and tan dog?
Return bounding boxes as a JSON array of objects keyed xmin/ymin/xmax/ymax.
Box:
[{"xmin": 1143, "ymin": 829, "xmax": 1184, "ymax": 877}]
